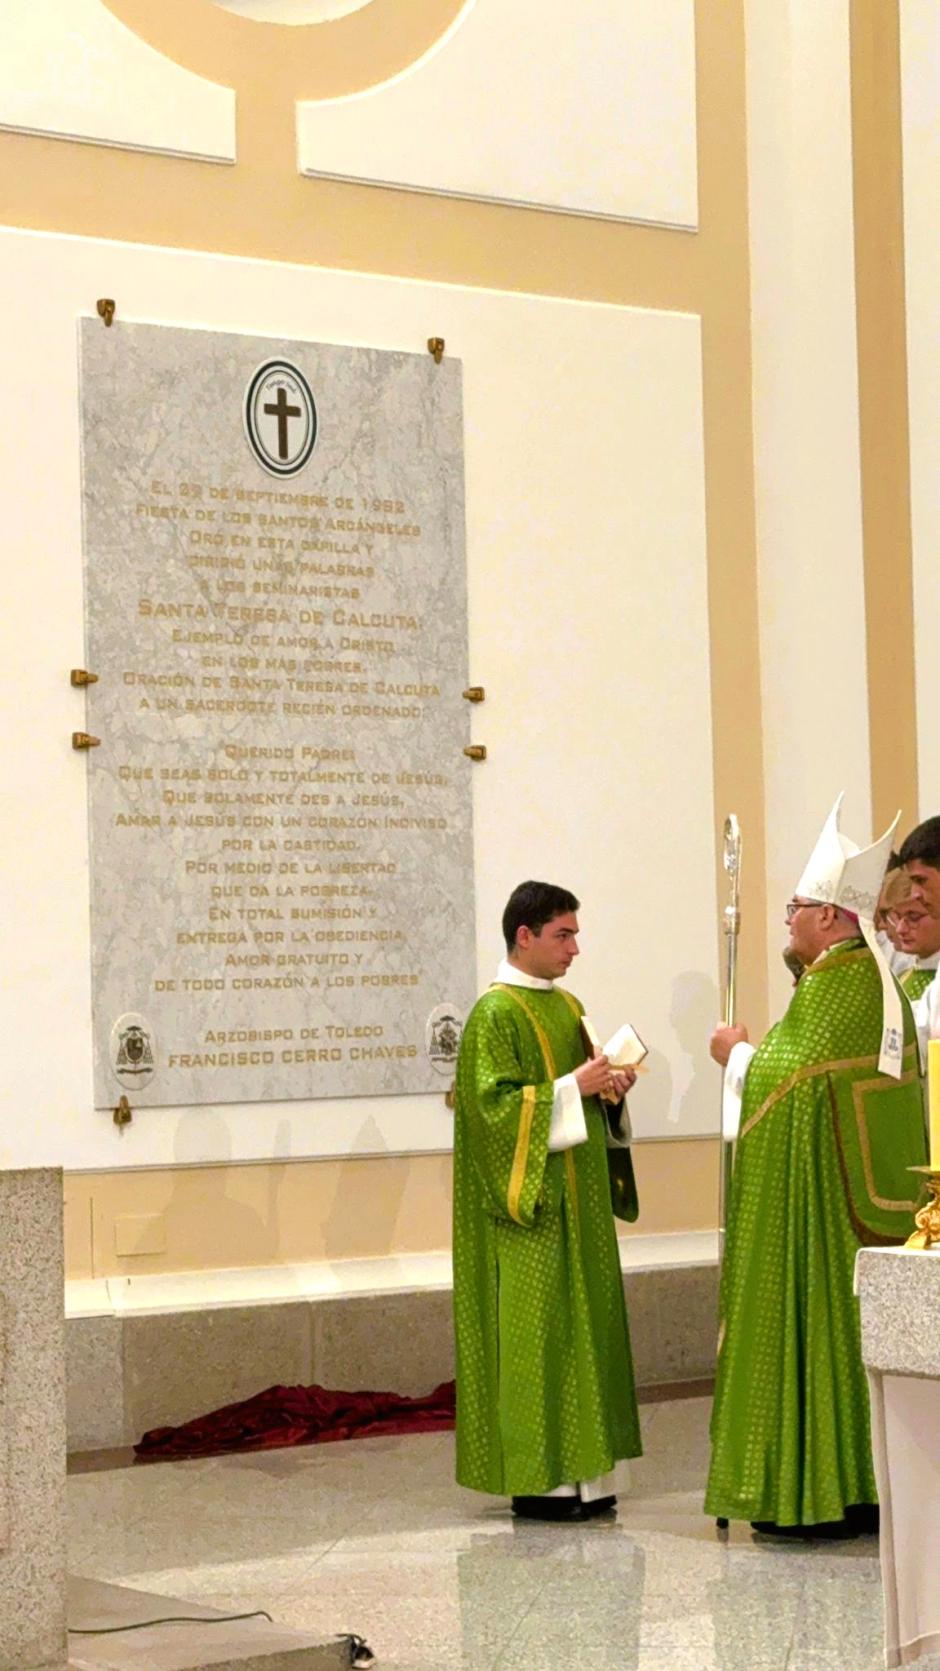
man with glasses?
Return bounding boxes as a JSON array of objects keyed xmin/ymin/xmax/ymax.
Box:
[
  {"xmin": 874, "ymin": 860, "xmax": 915, "ymax": 975},
  {"xmin": 705, "ymin": 797, "xmax": 927, "ymax": 1539},
  {"xmin": 891, "ymin": 902, "xmax": 940, "ymax": 1002}
]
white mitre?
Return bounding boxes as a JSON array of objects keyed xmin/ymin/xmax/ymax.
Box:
[{"xmin": 795, "ymin": 793, "xmax": 903, "ymax": 1077}]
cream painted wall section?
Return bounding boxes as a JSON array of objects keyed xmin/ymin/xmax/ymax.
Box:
[
  {"xmin": 0, "ymin": 0, "xmax": 758, "ymax": 1270},
  {"xmin": 900, "ymin": 0, "xmax": 940, "ymax": 818},
  {"xmin": 0, "ymin": 0, "xmax": 235, "ymax": 161},
  {"xmin": 297, "ymin": 0, "xmax": 698, "ymax": 227},
  {"xmin": 64, "ymin": 1138, "xmax": 718, "ymax": 1277},
  {"xmin": 0, "ymin": 227, "xmax": 716, "ymax": 1175},
  {"xmin": 745, "ymin": 0, "xmax": 872, "ymax": 1013}
]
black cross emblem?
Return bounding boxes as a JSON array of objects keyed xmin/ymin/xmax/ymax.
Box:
[{"xmin": 263, "ymin": 385, "xmax": 302, "ymax": 461}]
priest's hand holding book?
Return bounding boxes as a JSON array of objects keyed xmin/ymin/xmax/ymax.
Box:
[
  {"xmin": 578, "ymin": 1018, "xmax": 648, "ymax": 1102},
  {"xmin": 574, "ymin": 1054, "xmax": 636, "ymax": 1101}
]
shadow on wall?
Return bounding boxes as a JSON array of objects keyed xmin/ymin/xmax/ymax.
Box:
[
  {"xmin": 319, "ymin": 1112, "xmax": 444, "ymax": 1261},
  {"xmin": 638, "ymin": 1047, "xmax": 674, "ymax": 1131},
  {"xmin": 668, "ymin": 970, "xmax": 720, "ymax": 1131},
  {"xmin": 159, "ymin": 1108, "xmax": 451, "ymax": 1268},
  {"xmin": 167, "ymin": 1108, "xmax": 291, "ymax": 1263}
]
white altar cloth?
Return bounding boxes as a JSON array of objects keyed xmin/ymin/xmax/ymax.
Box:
[{"xmin": 857, "ymin": 1247, "xmax": 940, "ymax": 1668}]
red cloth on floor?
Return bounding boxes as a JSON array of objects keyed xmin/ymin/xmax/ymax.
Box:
[{"xmin": 134, "ymin": 1379, "xmax": 456, "ymax": 1462}]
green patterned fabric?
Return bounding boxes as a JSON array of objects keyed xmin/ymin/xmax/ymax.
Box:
[
  {"xmin": 452, "ymin": 982, "xmax": 641, "ymax": 1495},
  {"xmin": 901, "ymin": 966, "xmax": 936, "ymax": 1002},
  {"xmin": 705, "ymin": 939, "xmax": 927, "ymax": 1527}
]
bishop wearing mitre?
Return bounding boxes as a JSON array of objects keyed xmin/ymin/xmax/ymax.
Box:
[{"xmin": 707, "ymin": 796, "xmax": 927, "ymax": 1537}]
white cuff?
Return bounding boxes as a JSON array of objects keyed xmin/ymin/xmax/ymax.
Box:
[
  {"xmin": 722, "ymin": 1041, "xmax": 756, "ymax": 1142},
  {"xmin": 547, "ymin": 1073, "xmax": 588, "ymax": 1152}
]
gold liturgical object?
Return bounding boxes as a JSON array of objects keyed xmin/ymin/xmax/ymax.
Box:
[{"xmin": 907, "ymin": 1038, "xmax": 940, "ymax": 1247}]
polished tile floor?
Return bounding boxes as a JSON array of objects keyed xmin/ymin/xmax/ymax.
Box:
[{"xmin": 67, "ymin": 1396, "xmax": 906, "ymax": 1669}]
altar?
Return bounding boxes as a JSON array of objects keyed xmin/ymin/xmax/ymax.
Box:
[{"xmin": 857, "ymin": 1247, "xmax": 940, "ymax": 1670}]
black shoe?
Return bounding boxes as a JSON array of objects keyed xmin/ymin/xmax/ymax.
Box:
[
  {"xmin": 578, "ymin": 1494, "xmax": 617, "ymax": 1519},
  {"xmin": 511, "ymin": 1493, "xmax": 617, "ymax": 1522},
  {"xmin": 751, "ymin": 1518, "xmax": 860, "ymax": 1541},
  {"xmin": 511, "ymin": 1494, "xmax": 584, "ymax": 1521}
]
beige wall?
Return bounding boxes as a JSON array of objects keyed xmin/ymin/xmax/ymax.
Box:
[
  {"xmin": 900, "ymin": 0, "xmax": 940, "ymax": 819},
  {"xmin": 851, "ymin": 0, "xmax": 918, "ymax": 836},
  {"xmin": 746, "ymin": 0, "xmax": 920, "ymax": 1030},
  {"xmin": 5, "ymin": 0, "xmax": 766, "ymax": 1276},
  {"xmin": 64, "ymin": 1139, "xmax": 721, "ymax": 1279},
  {"xmin": 746, "ymin": 0, "xmax": 873, "ymax": 1020},
  {"xmin": 8, "ymin": 0, "xmax": 923, "ymax": 1279}
]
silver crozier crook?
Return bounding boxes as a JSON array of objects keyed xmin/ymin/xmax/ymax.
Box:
[{"xmin": 717, "ymin": 814, "xmax": 742, "ymax": 1265}]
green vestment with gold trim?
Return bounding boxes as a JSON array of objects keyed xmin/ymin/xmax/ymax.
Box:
[
  {"xmin": 705, "ymin": 939, "xmax": 927, "ymax": 1526},
  {"xmin": 452, "ymin": 983, "xmax": 642, "ymax": 1495}
]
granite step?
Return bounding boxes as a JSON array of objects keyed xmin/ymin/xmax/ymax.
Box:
[{"xmin": 66, "ymin": 1576, "xmax": 353, "ymax": 1671}]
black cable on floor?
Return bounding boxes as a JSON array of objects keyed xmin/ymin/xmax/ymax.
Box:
[{"xmin": 69, "ymin": 1608, "xmax": 273, "ymax": 1635}]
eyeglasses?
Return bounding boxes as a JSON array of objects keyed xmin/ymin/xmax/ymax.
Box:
[
  {"xmin": 887, "ymin": 911, "xmax": 928, "ymax": 929},
  {"xmin": 785, "ymin": 899, "xmax": 826, "ymax": 923}
]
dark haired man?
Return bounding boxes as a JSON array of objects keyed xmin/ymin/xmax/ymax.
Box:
[
  {"xmin": 899, "ymin": 815, "xmax": 940, "ymax": 915},
  {"xmin": 452, "ymin": 880, "xmax": 642, "ymax": 1521},
  {"xmin": 899, "ymin": 817, "xmax": 940, "ymax": 1048}
]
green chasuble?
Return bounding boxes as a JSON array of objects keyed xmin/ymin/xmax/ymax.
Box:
[
  {"xmin": 900, "ymin": 965, "xmax": 936, "ymax": 1002},
  {"xmin": 705, "ymin": 939, "xmax": 927, "ymax": 1527},
  {"xmin": 452, "ymin": 981, "xmax": 642, "ymax": 1495}
]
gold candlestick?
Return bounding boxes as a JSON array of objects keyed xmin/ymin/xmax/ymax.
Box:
[{"xmin": 906, "ymin": 1166, "xmax": 940, "ymax": 1250}]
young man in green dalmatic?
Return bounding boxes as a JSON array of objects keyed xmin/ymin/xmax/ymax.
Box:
[
  {"xmin": 452, "ymin": 880, "xmax": 642, "ymax": 1521},
  {"xmin": 709, "ymin": 796, "xmax": 927, "ymax": 1538}
]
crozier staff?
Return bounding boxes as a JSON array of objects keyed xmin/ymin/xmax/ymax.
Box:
[{"xmin": 452, "ymin": 880, "xmax": 642, "ymax": 1521}]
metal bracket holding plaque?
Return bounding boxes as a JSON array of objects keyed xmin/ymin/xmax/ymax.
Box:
[{"xmin": 113, "ymin": 1096, "xmax": 133, "ymax": 1131}]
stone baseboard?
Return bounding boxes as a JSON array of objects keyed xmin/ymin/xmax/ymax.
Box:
[{"xmin": 66, "ymin": 1239, "xmax": 718, "ymax": 1454}]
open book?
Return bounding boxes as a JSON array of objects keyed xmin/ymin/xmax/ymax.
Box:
[{"xmin": 580, "ymin": 1016, "xmax": 649, "ymax": 1068}]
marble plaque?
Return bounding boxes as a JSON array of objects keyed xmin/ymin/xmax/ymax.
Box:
[{"xmin": 79, "ymin": 320, "xmax": 474, "ymax": 1107}]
